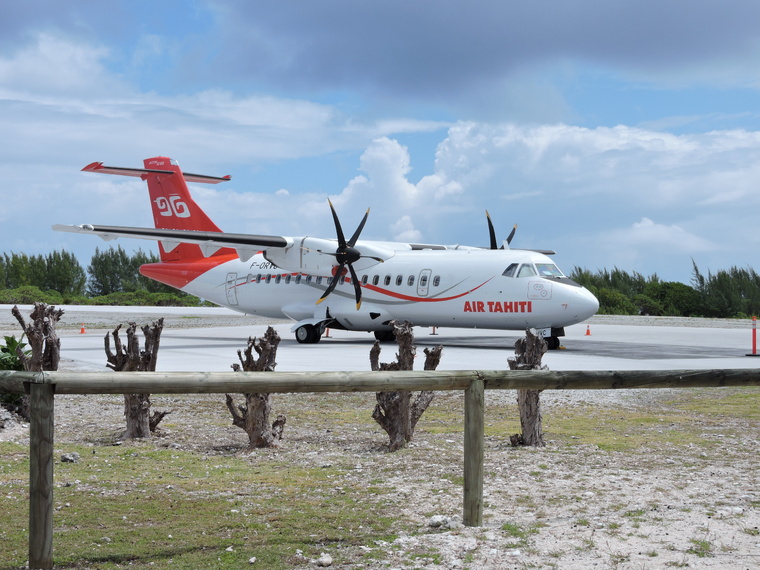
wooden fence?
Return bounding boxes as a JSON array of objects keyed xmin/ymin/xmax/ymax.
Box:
[{"xmin": 2, "ymin": 367, "xmax": 760, "ymax": 569}]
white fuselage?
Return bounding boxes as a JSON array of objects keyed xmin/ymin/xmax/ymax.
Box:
[{"xmin": 177, "ymin": 247, "xmax": 599, "ymax": 335}]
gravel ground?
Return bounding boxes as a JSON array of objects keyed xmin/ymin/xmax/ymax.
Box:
[{"xmin": 2, "ymin": 306, "xmax": 760, "ymax": 568}]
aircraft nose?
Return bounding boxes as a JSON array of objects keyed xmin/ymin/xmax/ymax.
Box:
[{"xmin": 577, "ymin": 287, "xmax": 600, "ymax": 320}]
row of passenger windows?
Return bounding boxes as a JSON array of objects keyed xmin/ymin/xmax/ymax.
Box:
[{"xmin": 246, "ymin": 273, "xmax": 442, "ymax": 287}]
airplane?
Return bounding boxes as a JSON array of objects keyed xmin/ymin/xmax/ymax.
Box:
[{"xmin": 53, "ymin": 156, "xmax": 599, "ymax": 349}]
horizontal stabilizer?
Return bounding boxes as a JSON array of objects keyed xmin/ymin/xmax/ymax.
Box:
[{"xmin": 81, "ymin": 162, "xmax": 231, "ymax": 184}]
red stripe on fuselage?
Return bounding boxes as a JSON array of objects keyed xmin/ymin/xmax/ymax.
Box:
[
  {"xmin": 361, "ymin": 278, "xmax": 491, "ymax": 303},
  {"xmin": 140, "ymin": 254, "xmax": 238, "ymax": 289}
]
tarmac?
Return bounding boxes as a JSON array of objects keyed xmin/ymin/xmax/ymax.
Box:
[{"xmin": 2, "ymin": 305, "xmax": 758, "ymax": 373}]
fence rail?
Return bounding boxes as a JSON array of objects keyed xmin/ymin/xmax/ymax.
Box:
[{"xmin": 2, "ymin": 367, "xmax": 760, "ymax": 570}]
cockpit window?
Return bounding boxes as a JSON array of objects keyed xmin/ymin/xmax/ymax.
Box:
[
  {"xmin": 536, "ymin": 263, "xmax": 564, "ymax": 277},
  {"xmin": 517, "ymin": 264, "xmax": 537, "ymax": 278},
  {"xmin": 502, "ymin": 263, "xmax": 518, "ymax": 277}
]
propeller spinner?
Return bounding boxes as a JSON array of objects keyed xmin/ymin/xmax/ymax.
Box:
[{"xmin": 316, "ymin": 200, "xmax": 381, "ymax": 310}]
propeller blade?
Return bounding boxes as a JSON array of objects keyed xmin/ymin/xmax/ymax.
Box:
[
  {"xmin": 506, "ymin": 224, "xmax": 517, "ymax": 246},
  {"xmin": 315, "ymin": 263, "xmax": 344, "ymax": 305},
  {"xmin": 328, "ymin": 199, "xmax": 347, "ymax": 247},
  {"xmin": 486, "ymin": 210, "xmax": 498, "ymax": 250},
  {"xmin": 348, "ymin": 264, "xmax": 362, "ymax": 309},
  {"xmin": 347, "ymin": 207, "xmax": 370, "ymax": 247}
]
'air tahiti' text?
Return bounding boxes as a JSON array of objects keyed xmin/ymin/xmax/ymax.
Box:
[{"xmin": 463, "ymin": 301, "xmax": 533, "ymax": 313}]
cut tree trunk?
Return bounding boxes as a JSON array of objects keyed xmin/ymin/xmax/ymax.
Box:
[
  {"xmin": 508, "ymin": 328, "xmax": 548, "ymax": 447},
  {"xmin": 371, "ymin": 320, "xmax": 443, "ymax": 451},
  {"xmin": 11, "ymin": 303, "xmax": 63, "ymax": 421},
  {"xmin": 225, "ymin": 326, "xmax": 286, "ymax": 448},
  {"xmin": 105, "ymin": 319, "xmax": 167, "ymax": 439}
]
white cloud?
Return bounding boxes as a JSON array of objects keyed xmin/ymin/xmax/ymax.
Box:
[{"xmin": 390, "ymin": 215, "xmax": 422, "ymax": 242}]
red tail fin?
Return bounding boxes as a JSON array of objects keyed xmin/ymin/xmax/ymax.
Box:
[
  {"xmin": 140, "ymin": 156, "xmax": 235, "ymax": 262},
  {"xmin": 81, "ymin": 156, "xmax": 234, "ymax": 262}
]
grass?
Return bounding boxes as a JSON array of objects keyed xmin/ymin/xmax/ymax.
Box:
[
  {"xmin": 2, "ymin": 385, "xmax": 759, "ymax": 567},
  {"xmin": 0, "ymin": 441, "xmax": 399, "ymax": 569}
]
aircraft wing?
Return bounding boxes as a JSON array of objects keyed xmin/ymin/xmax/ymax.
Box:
[
  {"xmin": 52, "ymin": 223, "xmax": 394, "ymax": 271},
  {"xmin": 52, "ymin": 224, "xmax": 292, "ymax": 262}
]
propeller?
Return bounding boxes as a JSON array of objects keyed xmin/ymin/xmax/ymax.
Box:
[
  {"xmin": 316, "ymin": 200, "xmax": 381, "ymax": 310},
  {"xmin": 486, "ymin": 210, "xmax": 517, "ymax": 250}
]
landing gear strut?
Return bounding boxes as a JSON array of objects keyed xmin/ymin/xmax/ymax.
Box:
[{"xmin": 295, "ymin": 324, "xmax": 321, "ymax": 344}]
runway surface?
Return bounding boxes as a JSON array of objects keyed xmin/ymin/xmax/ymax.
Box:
[{"xmin": 2, "ymin": 305, "xmax": 754, "ymax": 373}]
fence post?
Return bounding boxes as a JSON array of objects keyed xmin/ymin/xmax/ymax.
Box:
[
  {"xmin": 28, "ymin": 381, "xmax": 54, "ymax": 569},
  {"xmin": 463, "ymin": 376, "xmax": 484, "ymax": 526}
]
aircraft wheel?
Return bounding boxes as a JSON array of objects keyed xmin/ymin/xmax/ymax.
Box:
[
  {"xmin": 296, "ymin": 325, "xmax": 320, "ymax": 344},
  {"xmin": 546, "ymin": 336, "xmax": 560, "ymax": 350},
  {"xmin": 374, "ymin": 330, "xmax": 395, "ymax": 343}
]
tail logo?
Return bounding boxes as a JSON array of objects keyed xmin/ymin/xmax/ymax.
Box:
[{"xmin": 155, "ymin": 195, "xmax": 190, "ymax": 218}]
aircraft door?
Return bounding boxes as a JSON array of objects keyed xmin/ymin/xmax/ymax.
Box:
[
  {"xmin": 417, "ymin": 269, "xmax": 432, "ymax": 297},
  {"xmin": 225, "ymin": 272, "xmax": 239, "ymax": 306}
]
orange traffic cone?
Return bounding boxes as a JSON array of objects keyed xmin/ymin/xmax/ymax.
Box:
[
  {"xmin": 585, "ymin": 325, "xmax": 591, "ymax": 336},
  {"xmin": 80, "ymin": 323, "xmax": 86, "ymax": 334}
]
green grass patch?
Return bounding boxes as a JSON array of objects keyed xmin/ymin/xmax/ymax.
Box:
[{"xmin": 0, "ymin": 442, "xmax": 400, "ymax": 569}]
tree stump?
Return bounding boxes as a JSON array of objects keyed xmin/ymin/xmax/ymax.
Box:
[
  {"xmin": 508, "ymin": 329, "xmax": 548, "ymax": 447},
  {"xmin": 371, "ymin": 320, "xmax": 443, "ymax": 451},
  {"xmin": 105, "ymin": 318, "xmax": 168, "ymax": 439},
  {"xmin": 11, "ymin": 303, "xmax": 63, "ymax": 420},
  {"xmin": 225, "ymin": 326, "xmax": 286, "ymax": 448}
]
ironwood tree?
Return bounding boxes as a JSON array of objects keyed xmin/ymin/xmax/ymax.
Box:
[
  {"xmin": 370, "ymin": 320, "xmax": 443, "ymax": 451},
  {"xmin": 508, "ymin": 328, "xmax": 547, "ymax": 447},
  {"xmin": 104, "ymin": 318, "xmax": 169, "ymax": 438},
  {"xmin": 225, "ymin": 326, "xmax": 286, "ymax": 448},
  {"xmin": 9, "ymin": 303, "xmax": 63, "ymax": 420}
]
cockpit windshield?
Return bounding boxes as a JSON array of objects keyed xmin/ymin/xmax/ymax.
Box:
[
  {"xmin": 503, "ymin": 262, "xmax": 565, "ymax": 278},
  {"xmin": 535, "ymin": 263, "xmax": 564, "ymax": 277}
]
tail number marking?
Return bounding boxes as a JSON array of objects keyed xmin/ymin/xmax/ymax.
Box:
[{"xmin": 155, "ymin": 195, "xmax": 190, "ymax": 218}]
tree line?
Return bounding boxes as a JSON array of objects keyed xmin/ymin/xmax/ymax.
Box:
[
  {"xmin": 2, "ymin": 247, "xmax": 759, "ymax": 317},
  {"xmin": 570, "ymin": 263, "xmax": 760, "ymax": 318},
  {"xmin": 0, "ymin": 247, "xmax": 199, "ymax": 306}
]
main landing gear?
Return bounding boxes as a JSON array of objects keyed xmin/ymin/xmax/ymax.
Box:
[
  {"xmin": 373, "ymin": 330, "xmax": 395, "ymax": 343},
  {"xmin": 295, "ymin": 324, "xmax": 322, "ymax": 344}
]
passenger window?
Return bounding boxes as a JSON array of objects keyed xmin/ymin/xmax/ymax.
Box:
[
  {"xmin": 502, "ymin": 263, "xmax": 518, "ymax": 277},
  {"xmin": 433, "ymin": 275, "xmax": 441, "ymax": 287},
  {"xmin": 295, "ymin": 274, "xmax": 302, "ymax": 284},
  {"xmin": 408, "ymin": 275, "xmax": 415, "ymax": 286},
  {"xmin": 340, "ymin": 276, "xmax": 346, "ymax": 285},
  {"xmin": 361, "ymin": 275, "xmax": 368, "ymax": 285},
  {"xmin": 285, "ymin": 274, "xmax": 291, "ymax": 284},
  {"xmin": 306, "ymin": 275, "xmax": 312, "ymax": 284},
  {"xmin": 275, "ymin": 274, "xmax": 282, "ymax": 284},
  {"xmin": 384, "ymin": 275, "xmax": 391, "ymax": 286},
  {"xmin": 517, "ymin": 264, "xmax": 537, "ymax": 278},
  {"xmin": 396, "ymin": 275, "xmax": 403, "ymax": 286},
  {"xmin": 265, "ymin": 274, "xmax": 272, "ymax": 284},
  {"xmin": 256, "ymin": 274, "xmax": 262, "ymax": 283},
  {"xmin": 420, "ymin": 274, "xmax": 428, "ymax": 286},
  {"xmin": 372, "ymin": 275, "xmax": 379, "ymax": 286},
  {"xmin": 316, "ymin": 276, "xmax": 323, "ymax": 285}
]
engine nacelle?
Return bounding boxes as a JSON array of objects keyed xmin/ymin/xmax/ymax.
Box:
[{"xmin": 264, "ymin": 236, "xmax": 392, "ymax": 276}]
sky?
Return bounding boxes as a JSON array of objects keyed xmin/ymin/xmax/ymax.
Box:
[{"xmin": 2, "ymin": 1, "xmax": 760, "ymax": 284}]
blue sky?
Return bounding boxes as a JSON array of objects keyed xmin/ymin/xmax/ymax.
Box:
[{"xmin": 2, "ymin": 1, "xmax": 760, "ymax": 284}]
